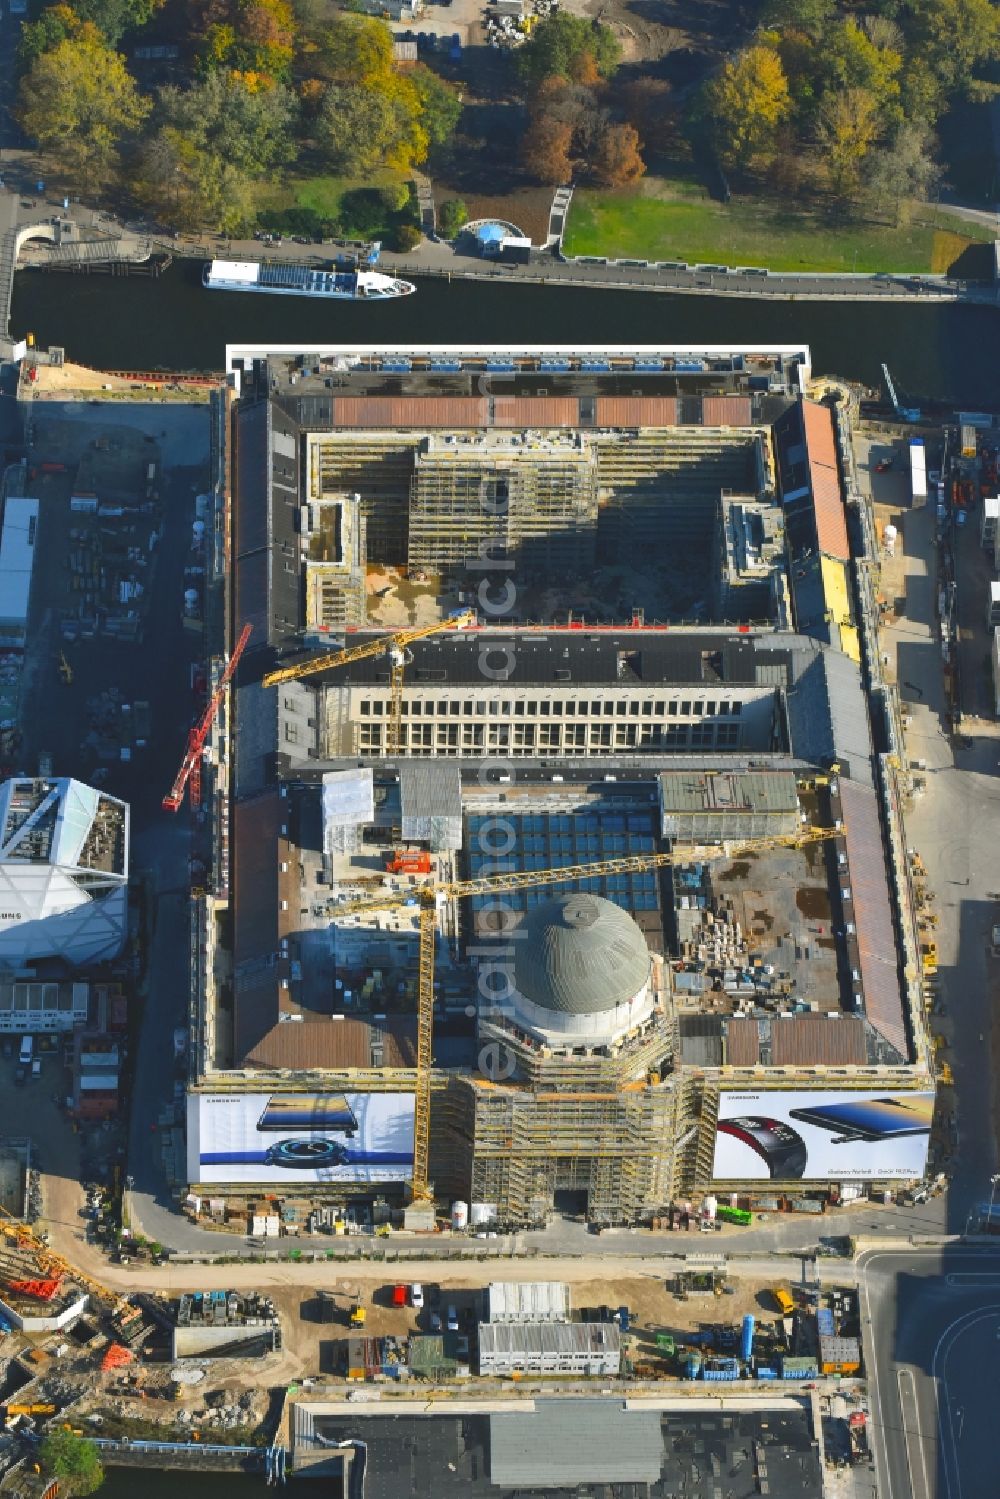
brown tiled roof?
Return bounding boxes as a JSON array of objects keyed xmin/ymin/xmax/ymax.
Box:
[
  {"xmin": 701, "ymin": 396, "xmax": 752, "ymax": 427},
  {"xmin": 770, "ymin": 1014, "xmax": 867, "ymax": 1066},
  {"xmin": 725, "ymin": 1017, "xmax": 761, "ymax": 1066},
  {"xmin": 243, "ymin": 1017, "xmax": 417, "ymax": 1070},
  {"xmin": 594, "ymin": 397, "xmax": 678, "ymax": 426},
  {"xmin": 802, "ymin": 401, "xmax": 850, "ymax": 561},
  {"xmin": 837, "ymin": 779, "xmax": 908, "ymax": 1058},
  {"xmin": 332, "ymin": 397, "xmax": 489, "ymax": 427}
]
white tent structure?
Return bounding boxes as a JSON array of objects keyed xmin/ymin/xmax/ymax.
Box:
[{"xmin": 0, "ymin": 778, "xmax": 129, "ymax": 970}]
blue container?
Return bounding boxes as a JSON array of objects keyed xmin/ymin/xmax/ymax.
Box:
[
  {"xmin": 540, "ymin": 359, "xmax": 570, "ymax": 373},
  {"xmin": 740, "ymin": 1316, "xmax": 755, "ymax": 1363},
  {"xmin": 757, "ymin": 1367, "xmax": 778, "ymax": 1380},
  {"xmin": 817, "ymin": 1308, "xmax": 836, "ymax": 1336},
  {"xmin": 633, "ymin": 358, "xmax": 663, "ymax": 372}
]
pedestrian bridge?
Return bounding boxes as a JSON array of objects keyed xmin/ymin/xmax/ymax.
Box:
[{"xmin": 1, "ymin": 215, "xmax": 151, "ymax": 358}]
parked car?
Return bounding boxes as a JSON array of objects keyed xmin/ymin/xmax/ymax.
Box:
[
  {"xmin": 411, "ymin": 1283, "xmax": 424, "ymax": 1309},
  {"xmin": 13, "ymin": 1066, "xmax": 25, "ymax": 1087},
  {"xmin": 447, "ymin": 1305, "xmax": 459, "ymax": 1332},
  {"xmin": 429, "ymin": 1311, "xmax": 442, "ymax": 1332}
]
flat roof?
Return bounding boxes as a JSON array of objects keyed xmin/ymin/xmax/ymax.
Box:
[
  {"xmin": 296, "ymin": 1402, "xmax": 823, "ymax": 1498},
  {"xmin": 658, "ymin": 770, "xmax": 799, "ymax": 816},
  {"xmin": 0, "ymin": 497, "xmax": 38, "ymax": 628}
]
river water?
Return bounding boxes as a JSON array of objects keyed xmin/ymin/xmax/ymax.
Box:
[
  {"xmin": 11, "ymin": 261, "xmax": 1000, "ymax": 403},
  {"xmin": 98, "ymin": 1469, "xmax": 253, "ymax": 1498}
]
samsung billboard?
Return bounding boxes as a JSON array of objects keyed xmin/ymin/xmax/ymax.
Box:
[
  {"xmin": 188, "ymin": 1091, "xmax": 415, "ymax": 1185},
  {"xmin": 712, "ymin": 1090, "xmax": 934, "ymax": 1182}
]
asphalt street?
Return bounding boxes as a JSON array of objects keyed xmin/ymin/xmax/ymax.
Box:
[{"xmin": 859, "ymin": 1245, "xmax": 1000, "ymax": 1499}]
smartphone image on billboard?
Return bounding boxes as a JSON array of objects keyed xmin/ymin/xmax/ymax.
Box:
[
  {"xmin": 788, "ymin": 1096, "xmax": 933, "ymax": 1143},
  {"xmin": 256, "ymin": 1094, "xmax": 358, "ymax": 1136}
]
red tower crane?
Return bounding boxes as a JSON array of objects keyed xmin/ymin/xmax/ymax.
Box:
[{"xmin": 163, "ymin": 623, "xmax": 252, "ymax": 813}]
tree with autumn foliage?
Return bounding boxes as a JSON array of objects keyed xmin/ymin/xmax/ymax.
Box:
[
  {"xmin": 17, "ymin": 22, "xmax": 150, "ymax": 184},
  {"xmin": 518, "ymin": 12, "xmax": 621, "ymax": 88},
  {"xmin": 591, "ymin": 121, "xmax": 644, "ymax": 186},
  {"xmin": 197, "ymin": 0, "xmax": 296, "ymax": 82},
  {"xmin": 519, "ymin": 114, "xmax": 574, "ymax": 183},
  {"xmin": 703, "ymin": 43, "xmax": 792, "ymax": 170}
]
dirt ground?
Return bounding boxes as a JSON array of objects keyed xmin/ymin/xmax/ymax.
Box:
[
  {"xmin": 153, "ymin": 1273, "xmax": 802, "ymax": 1389},
  {"xmin": 27, "ymin": 362, "xmax": 212, "ymax": 399}
]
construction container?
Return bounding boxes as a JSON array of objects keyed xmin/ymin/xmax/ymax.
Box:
[
  {"xmin": 781, "ymin": 1356, "xmax": 818, "ymax": 1380},
  {"xmin": 702, "ymin": 1357, "xmax": 740, "ymax": 1382},
  {"xmin": 816, "ymin": 1307, "xmax": 836, "ymax": 1337},
  {"xmin": 740, "ymin": 1316, "xmax": 755, "ymax": 1363},
  {"xmin": 818, "ymin": 1334, "xmax": 860, "ymax": 1375}
]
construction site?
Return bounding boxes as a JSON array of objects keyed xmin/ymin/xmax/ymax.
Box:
[{"xmin": 177, "ymin": 345, "xmax": 937, "ymax": 1235}]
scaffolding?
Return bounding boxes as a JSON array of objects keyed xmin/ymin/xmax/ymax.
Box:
[
  {"xmin": 593, "ymin": 430, "xmax": 762, "ymax": 563},
  {"xmin": 407, "ymin": 438, "xmax": 599, "ymax": 573},
  {"xmin": 467, "ymin": 1081, "xmax": 680, "ymax": 1226},
  {"xmin": 309, "ymin": 432, "xmax": 420, "ymax": 564}
]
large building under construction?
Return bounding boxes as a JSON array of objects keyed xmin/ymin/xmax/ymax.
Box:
[{"xmin": 186, "ymin": 347, "xmax": 934, "ymax": 1229}]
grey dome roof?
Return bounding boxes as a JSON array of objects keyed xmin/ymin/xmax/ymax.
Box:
[{"xmin": 513, "ymin": 894, "xmax": 651, "ymax": 1016}]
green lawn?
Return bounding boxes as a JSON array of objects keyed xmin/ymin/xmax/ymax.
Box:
[
  {"xmin": 563, "ymin": 182, "xmax": 994, "ymax": 274},
  {"xmin": 255, "ymin": 171, "xmax": 409, "ymax": 230}
]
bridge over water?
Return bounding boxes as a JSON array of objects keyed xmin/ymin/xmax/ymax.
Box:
[{"xmin": 0, "ymin": 189, "xmax": 151, "ymax": 358}]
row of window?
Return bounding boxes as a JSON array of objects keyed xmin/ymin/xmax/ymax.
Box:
[
  {"xmin": 356, "ymin": 697, "xmax": 747, "ymax": 719},
  {"xmin": 356, "ymin": 721, "xmax": 742, "ymax": 753}
]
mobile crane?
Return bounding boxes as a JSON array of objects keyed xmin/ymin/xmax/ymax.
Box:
[
  {"xmin": 881, "ymin": 364, "xmax": 921, "ymax": 424},
  {"xmin": 261, "ymin": 611, "xmax": 477, "ymax": 757},
  {"xmin": 163, "ymin": 623, "xmax": 252, "ymax": 813},
  {"xmin": 334, "ymin": 825, "xmax": 842, "ymax": 1201}
]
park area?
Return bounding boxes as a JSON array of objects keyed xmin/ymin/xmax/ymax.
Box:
[{"xmin": 563, "ymin": 179, "xmax": 996, "ymax": 275}]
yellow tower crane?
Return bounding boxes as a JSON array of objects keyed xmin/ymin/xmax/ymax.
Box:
[
  {"xmin": 261, "ymin": 611, "xmax": 477, "ymax": 756},
  {"xmin": 334, "ymin": 824, "xmax": 843, "ymax": 1201}
]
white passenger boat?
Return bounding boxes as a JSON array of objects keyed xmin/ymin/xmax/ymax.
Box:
[{"xmin": 202, "ymin": 259, "xmax": 415, "ymax": 300}]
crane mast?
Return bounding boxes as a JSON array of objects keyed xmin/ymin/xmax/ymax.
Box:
[
  {"xmin": 163, "ymin": 623, "xmax": 252, "ymax": 813},
  {"xmin": 334, "ymin": 824, "xmax": 842, "ymax": 1201}
]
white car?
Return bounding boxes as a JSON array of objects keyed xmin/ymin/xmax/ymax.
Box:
[{"xmin": 410, "ymin": 1283, "xmax": 424, "ymax": 1309}]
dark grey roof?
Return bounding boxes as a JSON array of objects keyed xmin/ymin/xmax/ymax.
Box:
[
  {"xmin": 304, "ymin": 1405, "xmax": 823, "ymax": 1499},
  {"xmin": 838, "ymin": 778, "xmax": 908, "ymax": 1059},
  {"xmin": 678, "ymin": 1013, "xmax": 724, "ymax": 1066},
  {"xmin": 490, "ymin": 1399, "xmax": 662, "ymax": 1487},
  {"xmin": 784, "ymin": 645, "xmax": 873, "ymax": 785},
  {"xmin": 234, "ymin": 398, "xmax": 301, "ymax": 650},
  {"xmin": 514, "ymin": 893, "xmax": 650, "ymax": 1015},
  {"xmin": 269, "ymin": 629, "xmax": 761, "ymax": 689}
]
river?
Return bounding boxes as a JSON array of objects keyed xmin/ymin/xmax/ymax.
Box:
[
  {"xmin": 98, "ymin": 1469, "xmax": 255, "ymax": 1498},
  {"xmin": 11, "ymin": 261, "xmax": 1000, "ymax": 404}
]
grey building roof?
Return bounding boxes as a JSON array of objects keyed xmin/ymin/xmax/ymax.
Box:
[
  {"xmin": 784, "ymin": 645, "xmax": 873, "ymax": 786},
  {"xmin": 399, "ymin": 762, "xmax": 462, "ymax": 822},
  {"xmin": 659, "ymin": 769, "xmax": 799, "ymax": 816},
  {"xmin": 513, "ymin": 893, "xmax": 651, "ymax": 1016},
  {"xmin": 489, "ymin": 1399, "xmax": 659, "ymax": 1487},
  {"xmin": 838, "ymin": 777, "xmax": 908, "ymax": 1059},
  {"xmin": 678, "ymin": 1013, "xmax": 724, "ymax": 1067}
]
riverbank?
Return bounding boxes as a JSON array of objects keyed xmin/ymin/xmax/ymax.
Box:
[{"xmin": 165, "ymin": 228, "xmax": 997, "ymax": 303}]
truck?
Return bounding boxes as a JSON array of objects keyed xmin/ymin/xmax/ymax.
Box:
[{"xmin": 848, "ymin": 1411, "xmax": 869, "ymax": 1462}]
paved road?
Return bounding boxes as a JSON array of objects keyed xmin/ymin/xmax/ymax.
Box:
[
  {"xmin": 859, "ymin": 1244, "xmax": 1000, "ymax": 1499},
  {"xmin": 858, "ymin": 457, "xmax": 999, "ymax": 1232}
]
